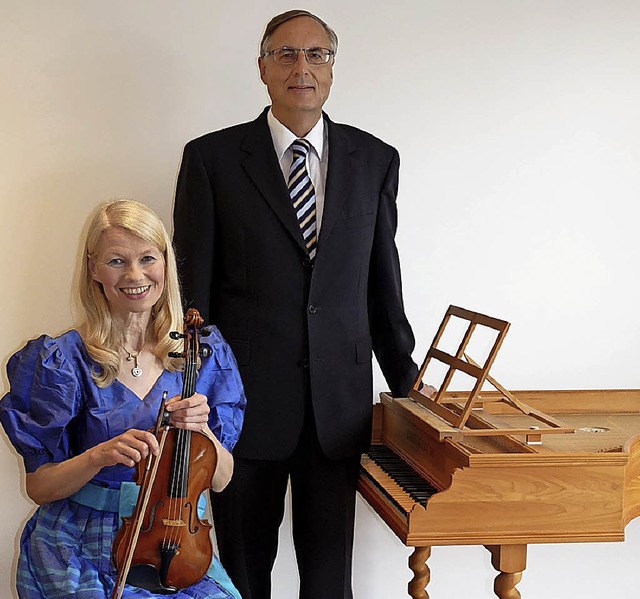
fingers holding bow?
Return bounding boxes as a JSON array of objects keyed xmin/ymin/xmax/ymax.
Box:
[{"xmin": 91, "ymin": 429, "xmax": 160, "ymax": 469}]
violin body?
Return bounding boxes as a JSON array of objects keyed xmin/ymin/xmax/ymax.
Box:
[{"xmin": 111, "ymin": 427, "xmax": 217, "ymax": 593}]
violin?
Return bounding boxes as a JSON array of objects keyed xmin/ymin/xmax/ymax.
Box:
[{"xmin": 111, "ymin": 308, "xmax": 216, "ymax": 597}]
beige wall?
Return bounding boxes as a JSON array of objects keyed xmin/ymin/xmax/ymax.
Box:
[{"xmin": 2, "ymin": 1, "xmax": 640, "ymax": 596}]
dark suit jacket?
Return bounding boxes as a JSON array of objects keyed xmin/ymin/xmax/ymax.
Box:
[{"xmin": 173, "ymin": 108, "xmax": 418, "ymax": 461}]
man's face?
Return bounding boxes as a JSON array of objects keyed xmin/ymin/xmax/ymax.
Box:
[{"xmin": 258, "ymin": 16, "xmax": 334, "ymax": 124}]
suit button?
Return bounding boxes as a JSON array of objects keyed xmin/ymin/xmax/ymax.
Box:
[
  {"xmin": 308, "ymin": 305, "xmax": 318, "ymax": 314},
  {"xmin": 302, "ymin": 257, "xmax": 313, "ymax": 268},
  {"xmin": 301, "ymin": 358, "xmax": 310, "ymax": 368}
]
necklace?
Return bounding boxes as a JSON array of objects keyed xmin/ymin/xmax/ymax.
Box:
[{"xmin": 124, "ymin": 346, "xmax": 144, "ymax": 378}]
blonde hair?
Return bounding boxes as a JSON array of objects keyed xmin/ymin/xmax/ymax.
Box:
[{"xmin": 78, "ymin": 199, "xmax": 183, "ymax": 387}]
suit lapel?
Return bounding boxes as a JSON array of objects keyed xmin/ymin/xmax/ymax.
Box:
[
  {"xmin": 240, "ymin": 109, "xmax": 308, "ymax": 253},
  {"xmin": 319, "ymin": 115, "xmax": 356, "ymax": 245}
]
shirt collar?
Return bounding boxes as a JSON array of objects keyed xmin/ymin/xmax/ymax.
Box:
[{"xmin": 267, "ymin": 108, "xmax": 325, "ymax": 161}]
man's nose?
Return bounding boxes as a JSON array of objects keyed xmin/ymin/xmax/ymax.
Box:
[{"xmin": 292, "ymin": 50, "xmax": 309, "ymax": 72}]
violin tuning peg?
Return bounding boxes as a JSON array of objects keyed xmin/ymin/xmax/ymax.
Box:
[
  {"xmin": 200, "ymin": 344, "xmax": 212, "ymax": 358},
  {"xmin": 169, "ymin": 351, "xmax": 184, "ymax": 359},
  {"xmin": 170, "ymin": 331, "xmax": 186, "ymax": 340}
]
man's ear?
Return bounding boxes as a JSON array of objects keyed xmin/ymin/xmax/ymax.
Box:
[{"xmin": 258, "ymin": 57, "xmax": 267, "ymax": 84}]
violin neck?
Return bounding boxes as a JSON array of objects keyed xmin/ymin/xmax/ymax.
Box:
[
  {"xmin": 169, "ymin": 428, "xmax": 192, "ymax": 497},
  {"xmin": 167, "ymin": 347, "xmax": 199, "ymax": 497}
]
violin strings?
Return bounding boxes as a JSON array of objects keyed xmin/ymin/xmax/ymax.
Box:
[
  {"xmin": 165, "ymin": 338, "xmax": 197, "ymax": 553},
  {"xmin": 179, "ymin": 347, "xmax": 197, "ymax": 545}
]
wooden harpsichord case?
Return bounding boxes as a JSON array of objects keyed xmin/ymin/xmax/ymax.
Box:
[{"xmin": 358, "ymin": 305, "xmax": 640, "ymax": 599}]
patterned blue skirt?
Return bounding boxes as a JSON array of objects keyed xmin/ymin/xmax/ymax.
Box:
[{"xmin": 16, "ymin": 497, "xmax": 239, "ymax": 599}]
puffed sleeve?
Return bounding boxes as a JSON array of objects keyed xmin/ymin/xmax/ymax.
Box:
[
  {"xmin": 0, "ymin": 335, "xmax": 82, "ymax": 473},
  {"xmin": 195, "ymin": 326, "xmax": 246, "ymax": 452}
]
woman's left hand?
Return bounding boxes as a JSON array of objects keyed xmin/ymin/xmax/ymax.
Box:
[
  {"xmin": 164, "ymin": 392, "xmax": 210, "ymax": 432},
  {"xmin": 165, "ymin": 392, "xmax": 234, "ymax": 492}
]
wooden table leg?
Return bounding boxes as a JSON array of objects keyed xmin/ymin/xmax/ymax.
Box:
[
  {"xmin": 407, "ymin": 546, "xmax": 431, "ymax": 599},
  {"xmin": 485, "ymin": 544, "xmax": 527, "ymax": 599}
]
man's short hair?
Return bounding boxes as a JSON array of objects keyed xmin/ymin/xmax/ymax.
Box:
[{"xmin": 260, "ymin": 10, "xmax": 339, "ymax": 56}]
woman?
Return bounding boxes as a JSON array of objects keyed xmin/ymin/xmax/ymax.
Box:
[{"xmin": 0, "ymin": 199, "xmax": 246, "ymax": 598}]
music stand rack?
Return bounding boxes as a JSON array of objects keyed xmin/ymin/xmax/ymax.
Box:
[{"xmin": 408, "ymin": 305, "xmax": 574, "ymax": 442}]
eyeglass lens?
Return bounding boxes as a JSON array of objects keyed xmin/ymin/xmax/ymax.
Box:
[{"xmin": 273, "ymin": 48, "xmax": 331, "ymax": 65}]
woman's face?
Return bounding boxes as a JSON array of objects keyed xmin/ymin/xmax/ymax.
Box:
[{"xmin": 89, "ymin": 227, "xmax": 165, "ymax": 320}]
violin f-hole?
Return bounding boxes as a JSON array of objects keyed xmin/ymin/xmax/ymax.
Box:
[{"xmin": 140, "ymin": 501, "xmax": 163, "ymax": 534}]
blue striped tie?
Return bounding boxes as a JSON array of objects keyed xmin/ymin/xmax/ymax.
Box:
[{"xmin": 288, "ymin": 139, "xmax": 317, "ymax": 260}]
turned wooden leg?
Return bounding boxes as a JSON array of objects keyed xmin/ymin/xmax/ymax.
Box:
[
  {"xmin": 407, "ymin": 546, "xmax": 431, "ymax": 599},
  {"xmin": 494, "ymin": 570, "xmax": 523, "ymax": 599},
  {"xmin": 485, "ymin": 544, "xmax": 527, "ymax": 599}
]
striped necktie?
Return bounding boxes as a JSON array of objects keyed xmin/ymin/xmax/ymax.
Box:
[{"xmin": 288, "ymin": 139, "xmax": 317, "ymax": 260}]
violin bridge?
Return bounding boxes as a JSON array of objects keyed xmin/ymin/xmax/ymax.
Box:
[{"xmin": 161, "ymin": 518, "xmax": 187, "ymax": 527}]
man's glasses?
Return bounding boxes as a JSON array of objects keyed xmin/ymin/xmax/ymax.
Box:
[{"xmin": 262, "ymin": 47, "xmax": 335, "ymax": 66}]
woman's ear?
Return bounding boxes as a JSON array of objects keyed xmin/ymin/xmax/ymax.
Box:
[{"xmin": 88, "ymin": 256, "xmax": 100, "ymax": 282}]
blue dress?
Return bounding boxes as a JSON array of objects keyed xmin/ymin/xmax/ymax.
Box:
[{"xmin": 0, "ymin": 328, "xmax": 246, "ymax": 599}]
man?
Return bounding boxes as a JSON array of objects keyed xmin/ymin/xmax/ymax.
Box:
[{"xmin": 173, "ymin": 10, "xmax": 419, "ymax": 599}]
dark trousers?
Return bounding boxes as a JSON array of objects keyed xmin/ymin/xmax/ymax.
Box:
[{"xmin": 212, "ymin": 414, "xmax": 361, "ymax": 599}]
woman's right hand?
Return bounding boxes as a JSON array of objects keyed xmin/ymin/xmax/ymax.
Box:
[
  {"xmin": 26, "ymin": 429, "xmax": 160, "ymax": 505},
  {"xmin": 89, "ymin": 429, "xmax": 160, "ymax": 469}
]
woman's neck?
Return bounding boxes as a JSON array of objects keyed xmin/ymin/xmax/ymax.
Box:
[{"xmin": 113, "ymin": 311, "xmax": 152, "ymax": 352}]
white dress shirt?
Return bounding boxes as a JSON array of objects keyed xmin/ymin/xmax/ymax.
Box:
[{"xmin": 267, "ymin": 109, "xmax": 328, "ymax": 236}]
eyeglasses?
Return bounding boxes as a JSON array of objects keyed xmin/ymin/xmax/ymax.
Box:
[{"xmin": 262, "ymin": 47, "xmax": 335, "ymax": 66}]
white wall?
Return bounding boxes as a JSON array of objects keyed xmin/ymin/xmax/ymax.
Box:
[{"xmin": 2, "ymin": 1, "xmax": 640, "ymax": 597}]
